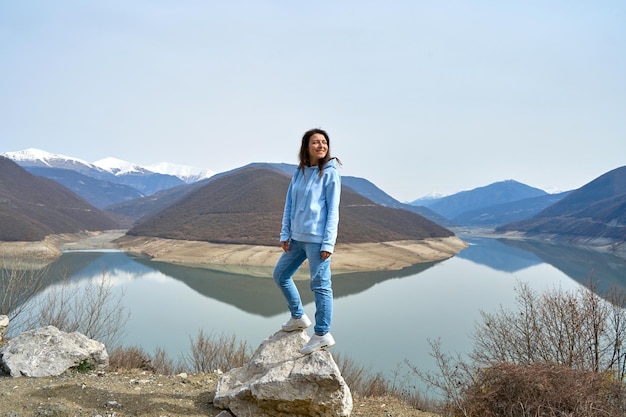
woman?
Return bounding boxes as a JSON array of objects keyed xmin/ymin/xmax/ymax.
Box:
[{"xmin": 273, "ymin": 128, "xmax": 341, "ymax": 355}]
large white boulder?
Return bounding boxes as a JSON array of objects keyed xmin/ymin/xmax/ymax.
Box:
[
  {"xmin": 0, "ymin": 325, "xmax": 108, "ymax": 377},
  {"xmin": 214, "ymin": 330, "xmax": 353, "ymax": 417}
]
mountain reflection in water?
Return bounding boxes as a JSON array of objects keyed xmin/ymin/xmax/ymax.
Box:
[
  {"xmin": 5, "ymin": 250, "xmax": 438, "ymax": 318},
  {"xmin": 131, "ymin": 257, "xmax": 439, "ymax": 317},
  {"xmin": 498, "ymin": 238, "xmax": 626, "ymax": 294},
  {"xmin": 4, "ymin": 236, "xmax": 626, "ymax": 386},
  {"xmin": 456, "ymin": 235, "xmax": 626, "ymax": 300},
  {"xmin": 5, "ymin": 237, "xmax": 626, "ymax": 318},
  {"xmin": 457, "ymin": 236, "xmax": 543, "ymax": 273}
]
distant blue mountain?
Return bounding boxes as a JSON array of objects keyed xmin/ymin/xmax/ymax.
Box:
[
  {"xmin": 406, "ymin": 180, "xmax": 568, "ymax": 227},
  {"xmin": 497, "ymin": 166, "xmax": 626, "ymax": 246},
  {"xmin": 21, "ymin": 165, "xmax": 184, "ymax": 207},
  {"xmin": 105, "ymin": 170, "xmax": 185, "ymax": 195},
  {"xmin": 413, "ymin": 180, "xmax": 548, "ymax": 219},
  {"xmin": 25, "ymin": 167, "xmax": 144, "ymax": 209},
  {"xmin": 451, "ymin": 191, "xmax": 571, "ymax": 227}
]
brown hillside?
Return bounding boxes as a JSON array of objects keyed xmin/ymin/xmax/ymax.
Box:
[
  {"xmin": 127, "ymin": 166, "xmax": 453, "ymax": 245},
  {"xmin": 0, "ymin": 157, "xmax": 119, "ymax": 241}
]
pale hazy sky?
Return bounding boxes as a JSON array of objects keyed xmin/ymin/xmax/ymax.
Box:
[{"xmin": 1, "ymin": 1, "xmax": 624, "ymax": 202}]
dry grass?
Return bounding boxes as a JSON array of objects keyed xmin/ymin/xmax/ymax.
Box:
[{"xmin": 104, "ymin": 333, "xmax": 439, "ymax": 415}]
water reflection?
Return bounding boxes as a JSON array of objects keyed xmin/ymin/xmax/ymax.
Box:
[
  {"xmin": 131, "ymin": 257, "xmax": 439, "ymax": 317},
  {"xmin": 42, "ymin": 251, "xmax": 153, "ymax": 284},
  {"xmin": 5, "ymin": 238, "xmax": 626, "ymax": 318},
  {"xmin": 3, "ymin": 250, "xmax": 441, "ymax": 319},
  {"xmin": 456, "ymin": 236, "xmax": 542, "ymax": 272},
  {"xmin": 497, "ymin": 238, "xmax": 626, "ymax": 294},
  {"xmin": 3, "ymin": 237, "xmax": 626, "ymax": 383}
]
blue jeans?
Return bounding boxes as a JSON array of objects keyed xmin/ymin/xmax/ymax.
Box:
[{"xmin": 273, "ymin": 239, "xmax": 333, "ymax": 335}]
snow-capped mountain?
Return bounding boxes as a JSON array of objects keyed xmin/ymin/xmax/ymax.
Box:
[
  {"xmin": 146, "ymin": 162, "xmax": 215, "ymax": 184},
  {"xmin": 93, "ymin": 157, "xmax": 153, "ymax": 176},
  {"xmin": 2, "ymin": 148, "xmax": 216, "ymax": 206},
  {"xmin": 2, "ymin": 148, "xmax": 104, "ymax": 174},
  {"xmin": 2, "ymin": 148, "xmax": 215, "ymax": 184},
  {"xmin": 409, "ymin": 192, "xmax": 450, "ymax": 206}
]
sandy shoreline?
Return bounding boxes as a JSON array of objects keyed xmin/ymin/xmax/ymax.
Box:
[
  {"xmin": 0, "ymin": 230, "xmax": 468, "ymax": 275},
  {"xmin": 115, "ymin": 234, "xmax": 469, "ymax": 276}
]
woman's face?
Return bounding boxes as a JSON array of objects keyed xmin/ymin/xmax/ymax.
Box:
[{"xmin": 307, "ymin": 133, "xmax": 328, "ymax": 165}]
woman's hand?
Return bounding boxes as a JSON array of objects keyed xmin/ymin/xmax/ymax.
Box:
[
  {"xmin": 281, "ymin": 241, "xmax": 290, "ymax": 253},
  {"xmin": 321, "ymin": 251, "xmax": 332, "ymax": 260}
]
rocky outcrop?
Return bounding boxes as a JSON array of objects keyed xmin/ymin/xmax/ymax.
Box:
[
  {"xmin": 214, "ymin": 330, "xmax": 353, "ymax": 417},
  {"xmin": 0, "ymin": 325, "xmax": 108, "ymax": 377}
]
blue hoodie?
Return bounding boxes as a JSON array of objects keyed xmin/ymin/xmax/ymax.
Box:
[{"xmin": 279, "ymin": 159, "xmax": 341, "ymax": 253}]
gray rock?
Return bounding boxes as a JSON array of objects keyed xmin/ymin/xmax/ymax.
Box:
[
  {"xmin": 214, "ymin": 330, "xmax": 352, "ymax": 417},
  {"xmin": 0, "ymin": 325, "xmax": 108, "ymax": 377}
]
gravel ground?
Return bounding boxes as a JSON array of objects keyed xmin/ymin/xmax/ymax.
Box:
[{"xmin": 0, "ymin": 369, "xmax": 440, "ymax": 417}]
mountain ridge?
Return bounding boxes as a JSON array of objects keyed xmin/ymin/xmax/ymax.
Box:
[
  {"xmin": 4, "ymin": 147, "xmax": 624, "ymax": 254},
  {"xmin": 2, "ymin": 148, "xmax": 215, "ymax": 182},
  {"xmin": 496, "ymin": 166, "xmax": 626, "ymax": 248},
  {"xmin": 127, "ymin": 165, "xmax": 454, "ymax": 246},
  {"xmin": 3, "ymin": 148, "xmax": 559, "ymax": 229},
  {"xmin": 0, "ymin": 157, "xmax": 119, "ymax": 241},
  {"xmin": 414, "ymin": 180, "xmax": 548, "ymax": 219},
  {"xmin": 2, "ymin": 149, "xmax": 199, "ymax": 201}
]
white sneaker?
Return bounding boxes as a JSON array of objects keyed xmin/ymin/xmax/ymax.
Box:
[
  {"xmin": 300, "ymin": 333, "xmax": 335, "ymax": 355},
  {"xmin": 281, "ymin": 314, "xmax": 312, "ymax": 332}
]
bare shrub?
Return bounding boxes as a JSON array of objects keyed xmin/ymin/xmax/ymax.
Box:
[
  {"xmin": 184, "ymin": 329, "xmax": 251, "ymax": 373},
  {"xmin": 407, "ymin": 338, "xmax": 475, "ymax": 416},
  {"xmin": 460, "ymin": 362, "xmax": 625, "ymax": 417},
  {"xmin": 151, "ymin": 346, "xmax": 186, "ymax": 375},
  {"xmin": 108, "ymin": 346, "xmax": 155, "ymax": 371},
  {"xmin": 362, "ymin": 372, "xmax": 392, "ymax": 397},
  {"xmin": 108, "ymin": 346, "xmax": 185, "ymax": 375},
  {"xmin": 335, "ymin": 352, "xmax": 436, "ymax": 411},
  {"xmin": 19, "ymin": 271, "xmax": 129, "ymax": 348},
  {"xmin": 0, "ymin": 256, "xmax": 48, "ymax": 323},
  {"xmin": 334, "ymin": 352, "xmax": 371, "ymax": 393},
  {"xmin": 411, "ymin": 281, "xmax": 626, "ymax": 416},
  {"xmin": 471, "ymin": 281, "xmax": 626, "ymax": 378},
  {"xmin": 334, "ymin": 352, "xmax": 396, "ymax": 397}
]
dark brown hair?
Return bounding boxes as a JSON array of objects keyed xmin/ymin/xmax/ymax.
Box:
[{"xmin": 298, "ymin": 128, "xmax": 340, "ymax": 176}]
